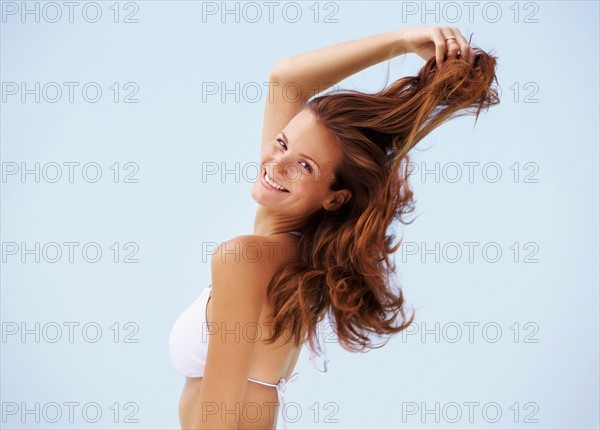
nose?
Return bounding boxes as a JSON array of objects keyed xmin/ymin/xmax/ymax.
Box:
[{"xmin": 267, "ymin": 158, "xmax": 302, "ymax": 184}]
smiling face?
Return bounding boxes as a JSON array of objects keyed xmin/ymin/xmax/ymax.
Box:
[{"xmin": 251, "ymin": 108, "xmax": 352, "ymax": 218}]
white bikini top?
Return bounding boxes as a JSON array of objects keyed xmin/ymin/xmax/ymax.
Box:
[{"xmin": 168, "ymin": 230, "xmax": 330, "ymax": 430}]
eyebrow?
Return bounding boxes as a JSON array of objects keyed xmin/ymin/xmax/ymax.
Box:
[{"xmin": 281, "ymin": 132, "xmax": 320, "ymax": 172}]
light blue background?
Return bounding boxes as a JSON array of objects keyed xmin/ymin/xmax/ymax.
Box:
[{"xmin": 1, "ymin": 1, "xmax": 598, "ymax": 428}]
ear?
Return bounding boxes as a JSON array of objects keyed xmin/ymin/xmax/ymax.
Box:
[{"xmin": 323, "ymin": 189, "xmax": 352, "ymax": 212}]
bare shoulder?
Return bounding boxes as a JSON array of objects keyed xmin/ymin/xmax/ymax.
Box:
[
  {"xmin": 211, "ymin": 234, "xmax": 298, "ymax": 298},
  {"xmin": 213, "ymin": 234, "xmax": 298, "ymax": 264}
]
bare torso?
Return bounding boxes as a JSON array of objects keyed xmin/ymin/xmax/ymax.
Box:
[{"xmin": 177, "ymin": 234, "xmax": 305, "ymax": 429}]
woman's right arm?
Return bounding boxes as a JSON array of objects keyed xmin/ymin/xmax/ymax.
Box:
[
  {"xmin": 273, "ymin": 26, "xmax": 475, "ymax": 98},
  {"xmin": 274, "ymin": 30, "xmax": 406, "ymax": 98},
  {"xmin": 260, "ymin": 26, "xmax": 475, "ymax": 153},
  {"xmin": 261, "ymin": 29, "xmax": 407, "ymax": 153}
]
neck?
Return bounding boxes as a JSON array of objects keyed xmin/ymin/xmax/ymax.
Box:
[{"xmin": 253, "ymin": 206, "xmax": 306, "ymax": 236}]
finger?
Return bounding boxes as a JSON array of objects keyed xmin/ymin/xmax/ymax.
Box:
[
  {"xmin": 450, "ymin": 27, "xmax": 474, "ymax": 66},
  {"xmin": 432, "ymin": 28, "xmax": 446, "ymax": 70},
  {"xmin": 443, "ymin": 27, "xmax": 460, "ymax": 59}
]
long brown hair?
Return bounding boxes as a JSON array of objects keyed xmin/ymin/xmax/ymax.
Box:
[{"xmin": 265, "ymin": 49, "xmax": 500, "ymax": 355}]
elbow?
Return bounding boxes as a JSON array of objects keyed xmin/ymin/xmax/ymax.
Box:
[{"xmin": 269, "ymin": 57, "xmax": 292, "ymax": 81}]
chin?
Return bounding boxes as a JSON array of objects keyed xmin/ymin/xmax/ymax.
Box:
[{"xmin": 250, "ymin": 182, "xmax": 274, "ymax": 206}]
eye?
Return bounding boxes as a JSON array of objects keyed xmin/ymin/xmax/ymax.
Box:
[
  {"xmin": 300, "ymin": 161, "xmax": 312, "ymax": 172},
  {"xmin": 276, "ymin": 138, "xmax": 312, "ymax": 172}
]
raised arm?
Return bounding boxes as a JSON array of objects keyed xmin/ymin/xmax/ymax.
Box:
[
  {"xmin": 276, "ymin": 30, "xmax": 406, "ymax": 98},
  {"xmin": 272, "ymin": 25, "xmax": 475, "ymax": 94},
  {"xmin": 260, "ymin": 26, "xmax": 476, "ymax": 155},
  {"xmin": 261, "ymin": 29, "xmax": 407, "ymax": 153}
]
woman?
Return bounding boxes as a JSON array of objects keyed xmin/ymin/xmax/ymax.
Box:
[{"xmin": 169, "ymin": 25, "xmax": 499, "ymax": 429}]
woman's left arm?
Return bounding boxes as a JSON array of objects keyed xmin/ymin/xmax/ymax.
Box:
[{"xmin": 192, "ymin": 236, "xmax": 271, "ymax": 429}]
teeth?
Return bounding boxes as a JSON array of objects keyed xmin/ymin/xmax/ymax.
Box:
[{"xmin": 264, "ymin": 169, "xmax": 287, "ymax": 191}]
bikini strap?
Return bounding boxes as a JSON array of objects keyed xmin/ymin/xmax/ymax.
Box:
[
  {"xmin": 308, "ymin": 318, "xmax": 330, "ymax": 373},
  {"xmin": 247, "ymin": 373, "xmax": 300, "ymax": 430}
]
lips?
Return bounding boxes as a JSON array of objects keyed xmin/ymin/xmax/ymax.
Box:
[{"xmin": 262, "ymin": 168, "xmax": 289, "ymax": 192}]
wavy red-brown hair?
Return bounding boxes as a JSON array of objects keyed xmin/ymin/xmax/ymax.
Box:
[{"xmin": 264, "ymin": 49, "xmax": 500, "ymax": 355}]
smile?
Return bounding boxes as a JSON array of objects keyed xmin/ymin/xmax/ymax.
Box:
[{"xmin": 261, "ymin": 168, "xmax": 289, "ymax": 192}]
